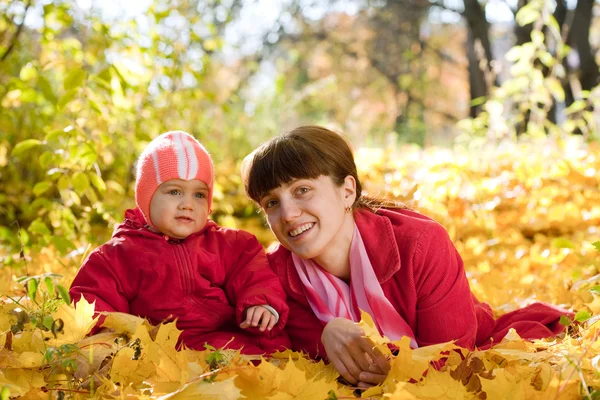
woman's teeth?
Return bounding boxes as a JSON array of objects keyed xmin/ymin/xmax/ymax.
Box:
[{"xmin": 289, "ymin": 223, "xmax": 314, "ymax": 237}]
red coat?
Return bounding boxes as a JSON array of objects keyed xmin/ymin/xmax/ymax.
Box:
[
  {"xmin": 268, "ymin": 208, "xmax": 570, "ymax": 359},
  {"xmin": 70, "ymin": 208, "xmax": 291, "ymax": 354}
]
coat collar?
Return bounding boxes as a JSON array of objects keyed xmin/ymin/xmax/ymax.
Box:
[{"xmin": 278, "ymin": 208, "xmax": 402, "ymax": 298}]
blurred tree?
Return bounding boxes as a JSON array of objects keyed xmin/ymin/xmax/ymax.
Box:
[
  {"xmin": 252, "ymin": 0, "xmax": 598, "ymax": 139},
  {"xmin": 254, "ymin": 0, "xmax": 468, "ymax": 146}
]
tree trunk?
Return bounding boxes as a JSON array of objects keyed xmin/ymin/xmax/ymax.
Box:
[
  {"xmin": 462, "ymin": 0, "xmax": 497, "ymax": 117},
  {"xmin": 567, "ymin": 0, "xmax": 599, "ymax": 92}
]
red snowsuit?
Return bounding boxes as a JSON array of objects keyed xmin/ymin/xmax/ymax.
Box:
[
  {"xmin": 70, "ymin": 208, "xmax": 291, "ymax": 354},
  {"xmin": 268, "ymin": 208, "xmax": 570, "ymax": 359}
]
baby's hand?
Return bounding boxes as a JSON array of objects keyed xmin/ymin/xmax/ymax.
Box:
[{"xmin": 240, "ymin": 306, "xmax": 277, "ymax": 332}]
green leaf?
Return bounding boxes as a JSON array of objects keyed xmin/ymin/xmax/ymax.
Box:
[
  {"xmin": 546, "ymin": 78, "xmax": 565, "ymax": 102},
  {"xmin": 559, "ymin": 315, "xmax": 571, "ymax": 327},
  {"xmin": 28, "ymin": 218, "xmax": 51, "ymax": 236},
  {"xmin": 589, "ymin": 285, "xmax": 600, "ymax": 296},
  {"xmin": 42, "ymin": 315, "xmax": 54, "ymax": 330},
  {"xmin": 551, "ymin": 238, "xmax": 574, "ymax": 249},
  {"xmin": 51, "ymin": 236, "xmax": 76, "ymax": 255},
  {"xmin": 72, "ymin": 171, "xmax": 90, "ymax": 194},
  {"xmin": 516, "ymin": 2, "xmax": 540, "ymax": 26},
  {"xmin": 1, "ymin": 386, "xmax": 10, "ymax": 400},
  {"xmin": 19, "ymin": 64, "xmax": 37, "ymax": 81},
  {"xmin": 64, "ymin": 69, "xmax": 86, "ymax": 91},
  {"xmin": 11, "ymin": 139, "xmax": 43, "ymax": 157},
  {"xmin": 574, "ymin": 310, "xmax": 591, "ymax": 322},
  {"xmin": 56, "ymin": 285, "xmax": 71, "ymax": 305},
  {"xmin": 88, "ymin": 172, "xmax": 106, "ymax": 192},
  {"xmin": 44, "ymin": 276, "xmax": 56, "ymax": 296},
  {"xmin": 57, "ymin": 175, "xmax": 71, "ymax": 190},
  {"xmin": 38, "ymin": 76, "xmax": 57, "ymax": 104},
  {"xmin": 566, "ymin": 100, "xmax": 586, "ymax": 115},
  {"xmin": 592, "ymin": 241, "xmax": 600, "ymax": 252},
  {"xmin": 27, "ymin": 279, "xmax": 38, "ymax": 301},
  {"xmin": 39, "ymin": 151, "xmax": 54, "ymax": 169},
  {"xmin": 19, "ymin": 228, "xmax": 30, "ymax": 246},
  {"xmin": 57, "ymin": 88, "xmax": 80, "ymax": 110},
  {"xmin": 33, "ymin": 181, "xmax": 52, "ymax": 196}
]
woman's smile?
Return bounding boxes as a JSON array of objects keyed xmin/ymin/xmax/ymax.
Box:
[{"xmin": 289, "ymin": 222, "xmax": 315, "ymax": 237}]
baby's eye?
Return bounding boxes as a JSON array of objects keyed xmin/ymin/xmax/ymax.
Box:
[
  {"xmin": 195, "ymin": 192, "xmax": 205, "ymax": 198},
  {"xmin": 169, "ymin": 189, "xmax": 181, "ymax": 195}
]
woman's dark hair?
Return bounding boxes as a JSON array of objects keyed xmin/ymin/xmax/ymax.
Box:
[{"xmin": 242, "ymin": 125, "xmax": 408, "ymax": 212}]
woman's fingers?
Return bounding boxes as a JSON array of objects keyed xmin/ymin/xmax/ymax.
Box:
[
  {"xmin": 373, "ymin": 349, "xmax": 391, "ymax": 374},
  {"xmin": 361, "ymin": 339, "xmax": 390, "ymax": 374},
  {"xmin": 334, "ymin": 351, "xmax": 363, "ymax": 385},
  {"xmin": 357, "ymin": 381, "xmax": 375, "ymax": 389},
  {"xmin": 348, "ymin": 338, "xmax": 373, "ymax": 373},
  {"xmin": 358, "ymin": 370, "xmax": 387, "ymax": 385}
]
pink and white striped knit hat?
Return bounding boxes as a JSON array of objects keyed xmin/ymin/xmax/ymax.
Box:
[{"xmin": 135, "ymin": 131, "xmax": 214, "ymax": 227}]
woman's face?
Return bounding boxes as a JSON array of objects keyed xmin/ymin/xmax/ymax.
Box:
[{"xmin": 260, "ymin": 175, "xmax": 356, "ymax": 267}]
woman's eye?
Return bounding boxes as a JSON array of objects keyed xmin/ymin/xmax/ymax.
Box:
[
  {"xmin": 296, "ymin": 187, "xmax": 309, "ymax": 195},
  {"xmin": 264, "ymin": 200, "xmax": 278, "ymax": 209}
]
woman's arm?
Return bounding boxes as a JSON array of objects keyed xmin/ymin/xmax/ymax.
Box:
[{"xmin": 412, "ymin": 223, "xmax": 477, "ymax": 349}]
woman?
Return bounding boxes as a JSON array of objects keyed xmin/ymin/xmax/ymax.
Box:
[{"xmin": 242, "ymin": 125, "xmax": 570, "ymax": 387}]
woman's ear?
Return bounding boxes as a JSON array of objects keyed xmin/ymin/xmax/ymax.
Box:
[{"xmin": 343, "ymin": 175, "xmax": 357, "ymax": 204}]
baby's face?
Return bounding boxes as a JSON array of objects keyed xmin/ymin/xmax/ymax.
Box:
[{"xmin": 149, "ymin": 179, "xmax": 210, "ymax": 239}]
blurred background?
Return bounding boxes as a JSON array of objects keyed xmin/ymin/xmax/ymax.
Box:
[{"xmin": 0, "ymin": 0, "xmax": 599, "ymax": 257}]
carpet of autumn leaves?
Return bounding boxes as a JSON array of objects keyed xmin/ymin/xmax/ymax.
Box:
[{"xmin": 1, "ymin": 136, "xmax": 600, "ymax": 399}]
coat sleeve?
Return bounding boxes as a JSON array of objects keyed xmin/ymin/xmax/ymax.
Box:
[
  {"xmin": 285, "ymin": 297, "xmax": 327, "ymax": 360},
  {"xmin": 224, "ymin": 231, "xmax": 290, "ymax": 335},
  {"xmin": 412, "ymin": 223, "xmax": 477, "ymax": 349},
  {"xmin": 69, "ymin": 247, "xmax": 133, "ymax": 317}
]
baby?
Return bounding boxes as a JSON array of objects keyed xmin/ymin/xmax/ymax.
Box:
[{"xmin": 70, "ymin": 131, "xmax": 290, "ymax": 354}]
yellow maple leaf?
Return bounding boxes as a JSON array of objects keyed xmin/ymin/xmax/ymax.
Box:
[
  {"xmin": 100, "ymin": 311, "xmax": 146, "ymax": 335},
  {"xmin": 157, "ymin": 376, "xmax": 241, "ymax": 400},
  {"xmin": 46, "ymin": 296, "xmax": 98, "ymax": 346},
  {"xmin": 110, "ymin": 346, "xmax": 156, "ymax": 386},
  {"xmin": 387, "ymin": 368, "xmax": 475, "ymax": 400},
  {"xmin": 235, "ymin": 357, "xmax": 281, "ymax": 399},
  {"xmin": 479, "ymin": 366, "xmax": 580, "ymax": 400},
  {"xmin": 293, "ymin": 357, "xmax": 339, "ymax": 383},
  {"xmin": 357, "ymin": 310, "xmax": 393, "ymax": 357},
  {"xmin": 11, "ymin": 330, "xmax": 45, "ymax": 354},
  {"xmin": 267, "ymin": 357, "xmax": 339, "ymax": 400},
  {"xmin": 0, "ymin": 369, "xmax": 46, "ymax": 397}
]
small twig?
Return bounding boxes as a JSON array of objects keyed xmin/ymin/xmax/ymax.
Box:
[
  {"xmin": 79, "ymin": 342, "xmax": 113, "ymax": 350},
  {"xmin": 44, "ymin": 388, "xmax": 90, "ymax": 394}
]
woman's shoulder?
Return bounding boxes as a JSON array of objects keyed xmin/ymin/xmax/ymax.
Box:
[
  {"xmin": 357, "ymin": 207, "xmax": 448, "ymax": 240},
  {"xmin": 266, "ymin": 243, "xmax": 294, "ymax": 275}
]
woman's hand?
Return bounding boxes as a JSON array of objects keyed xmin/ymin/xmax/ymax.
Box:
[
  {"xmin": 240, "ymin": 305, "xmax": 277, "ymax": 331},
  {"xmin": 321, "ymin": 317, "xmax": 390, "ymax": 386}
]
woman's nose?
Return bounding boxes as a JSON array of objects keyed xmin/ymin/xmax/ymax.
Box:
[{"xmin": 280, "ymin": 199, "xmax": 301, "ymax": 222}]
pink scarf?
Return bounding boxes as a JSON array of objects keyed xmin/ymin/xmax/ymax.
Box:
[{"xmin": 292, "ymin": 224, "xmax": 418, "ymax": 348}]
